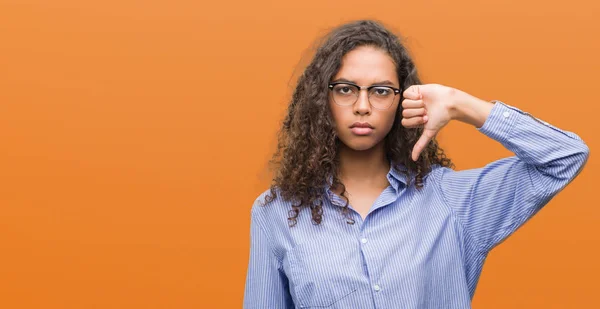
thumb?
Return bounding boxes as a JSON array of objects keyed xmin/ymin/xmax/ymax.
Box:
[{"xmin": 412, "ymin": 129, "xmax": 435, "ymax": 161}]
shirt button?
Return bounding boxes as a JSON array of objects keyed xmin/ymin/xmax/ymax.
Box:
[
  {"xmin": 373, "ymin": 284, "xmax": 381, "ymax": 292},
  {"xmin": 503, "ymin": 111, "xmax": 510, "ymax": 118},
  {"xmin": 360, "ymin": 238, "xmax": 368, "ymax": 244}
]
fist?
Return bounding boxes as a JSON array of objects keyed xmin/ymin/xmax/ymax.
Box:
[{"xmin": 401, "ymin": 84, "xmax": 455, "ymax": 161}]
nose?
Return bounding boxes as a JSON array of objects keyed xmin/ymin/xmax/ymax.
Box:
[{"xmin": 353, "ymin": 89, "xmax": 371, "ymax": 115}]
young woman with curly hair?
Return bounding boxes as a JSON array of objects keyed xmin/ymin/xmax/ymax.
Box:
[{"xmin": 243, "ymin": 19, "xmax": 589, "ymax": 309}]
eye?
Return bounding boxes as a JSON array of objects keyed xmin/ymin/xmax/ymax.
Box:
[
  {"xmin": 372, "ymin": 87, "xmax": 391, "ymax": 96},
  {"xmin": 333, "ymin": 84, "xmax": 356, "ymax": 95}
]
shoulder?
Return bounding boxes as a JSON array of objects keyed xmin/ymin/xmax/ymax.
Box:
[
  {"xmin": 424, "ymin": 163, "xmax": 471, "ymax": 191},
  {"xmin": 250, "ymin": 187, "xmax": 293, "ymax": 228},
  {"xmin": 422, "ymin": 163, "xmax": 451, "ymax": 183},
  {"xmin": 249, "ymin": 187, "xmax": 297, "ymax": 256}
]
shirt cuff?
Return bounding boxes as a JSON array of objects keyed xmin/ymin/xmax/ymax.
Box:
[{"xmin": 476, "ymin": 100, "xmax": 519, "ymax": 144}]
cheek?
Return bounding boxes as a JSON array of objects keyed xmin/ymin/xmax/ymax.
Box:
[
  {"xmin": 379, "ymin": 108, "xmax": 398, "ymax": 134},
  {"xmin": 329, "ymin": 102, "xmax": 345, "ymax": 128}
]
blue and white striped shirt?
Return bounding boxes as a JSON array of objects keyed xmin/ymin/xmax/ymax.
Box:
[{"xmin": 243, "ymin": 101, "xmax": 589, "ymax": 309}]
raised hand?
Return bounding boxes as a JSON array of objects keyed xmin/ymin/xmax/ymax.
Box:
[{"xmin": 401, "ymin": 84, "xmax": 455, "ymax": 161}]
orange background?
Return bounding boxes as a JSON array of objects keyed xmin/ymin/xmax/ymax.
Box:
[{"xmin": 1, "ymin": 0, "xmax": 598, "ymax": 308}]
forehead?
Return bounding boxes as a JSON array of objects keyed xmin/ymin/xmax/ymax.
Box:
[{"xmin": 333, "ymin": 45, "xmax": 398, "ymax": 86}]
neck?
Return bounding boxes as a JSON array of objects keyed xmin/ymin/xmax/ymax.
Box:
[{"xmin": 336, "ymin": 140, "xmax": 390, "ymax": 190}]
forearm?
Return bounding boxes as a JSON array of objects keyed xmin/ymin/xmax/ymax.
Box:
[
  {"xmin": 449, "ymin": 91, "xmax": 589, "ymax": 193},
  {"xmin": 448, "ymin": 89, "xmax": 495, "ymax": 128}
]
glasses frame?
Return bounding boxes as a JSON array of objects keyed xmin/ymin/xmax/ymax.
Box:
[{"xmin": 328, "ymin": 81, "xmax": 402, "ymax": 110}]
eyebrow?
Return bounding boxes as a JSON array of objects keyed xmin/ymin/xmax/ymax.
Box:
[{"xmin": 331, "ymin": 78, "xmax": 397, "ymax": 87}]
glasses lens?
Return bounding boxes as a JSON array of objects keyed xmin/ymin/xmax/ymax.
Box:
[
  {"xmin": 331, "ymin": 84, "xmax": 358, "ymax": 106},
  {"xmin": 368, "ymin": 87, "xmax": 395, "ymax": 109}
]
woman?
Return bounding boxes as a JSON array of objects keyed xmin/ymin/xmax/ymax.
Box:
[{"xmin": 243, "ymin": 19, "xmax": 589, "ymax": 308}]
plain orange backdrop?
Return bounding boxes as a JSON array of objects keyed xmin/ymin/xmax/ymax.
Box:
[{"xmin": 0, "ymin": 0, "xmax": 598, "ymax": 308}]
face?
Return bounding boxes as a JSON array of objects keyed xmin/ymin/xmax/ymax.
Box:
[{"xmin": 329, "ymin": 45, "xmax": 400, "ymax": 151}]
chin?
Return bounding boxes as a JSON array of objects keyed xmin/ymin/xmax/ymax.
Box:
[{"xmin": 340, "ymin": 138, "xmax": 379, "ymax": 151}]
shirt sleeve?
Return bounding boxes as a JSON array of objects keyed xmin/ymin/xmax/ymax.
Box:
[
  {"xmin": 437, "ymin": 100, "xmax": 590, "ymax": 254},
  {"xmin": 243, "ymin": 204, "xmax": 294, "ymax": 309}
]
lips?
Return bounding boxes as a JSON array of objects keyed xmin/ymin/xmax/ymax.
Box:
[
  {"xmin": 349, "ymin": 122, "xmax": 374, "ymax": 136},
  {"xmin": 350, "ymin": 122, "xmax": 374, "ymax": 129}
]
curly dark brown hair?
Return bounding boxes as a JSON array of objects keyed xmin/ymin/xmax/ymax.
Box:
[{"xmin": 261, "ymin": 19, "xmax": 454, "ymax": 227}]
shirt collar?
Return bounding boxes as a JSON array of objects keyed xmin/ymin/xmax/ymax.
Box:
[
  {"xmin": 387, "ymin": 162, "xmax": 409, "ymax": 191},
  {"xmin": 324, "ymin": 161, "xmax": 410, "ymax": 200}
]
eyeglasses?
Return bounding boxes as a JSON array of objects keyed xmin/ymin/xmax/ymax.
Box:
[{"xmin": 328, "ymin": 82, "xmax": 401, "ymax": 110}]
